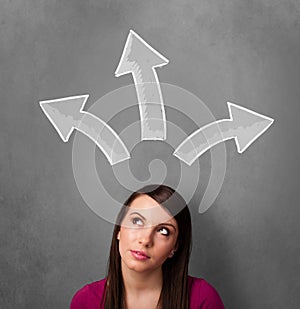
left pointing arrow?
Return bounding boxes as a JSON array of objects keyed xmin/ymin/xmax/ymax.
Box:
[{"xmin": 39, "ymin": 95, "xmax": 130, "ymax": 165}]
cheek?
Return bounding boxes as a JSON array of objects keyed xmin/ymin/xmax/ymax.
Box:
[
  {"xmin": 118, "ymin": 229, "xmax": 136, "ymax": 248},
  {"xmin": 155, "ymin": 238, "xmax": 176, "ymax": 255}
]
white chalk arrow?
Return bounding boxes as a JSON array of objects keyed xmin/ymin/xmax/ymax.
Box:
[
  {"xmin": 174, "ymin": 102, "xmax": 274, "ymax": 166},
  {"xmin": 115, "ymin": 29, "xmax": 168, "ymax": 140},
  {"xmin": 40, "ymin": 95, "xmax": 130, "ymax": 165}
]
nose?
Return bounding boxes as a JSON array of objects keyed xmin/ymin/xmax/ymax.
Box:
[{"xmin": 138, "ymin": 227, "xmax": 154, "ymax": 248}]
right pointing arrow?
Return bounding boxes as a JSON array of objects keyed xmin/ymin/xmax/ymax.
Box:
[
  {"xmin": 174, "ymin": 102, "xmax": 274, "ymax": 166},
  {"xmin": 40, "ymin": 95, "xmax": 130, "ymax": 165}
]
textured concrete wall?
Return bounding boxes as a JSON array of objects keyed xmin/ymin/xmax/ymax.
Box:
[{"xmin": 1, "ymin": 1, "xmax": 299, "ymax": 308}]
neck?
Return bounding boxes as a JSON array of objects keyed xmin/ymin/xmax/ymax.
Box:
[{"xmin": 121, "ymin": 262, "xmax": 163, "ymax": 294}]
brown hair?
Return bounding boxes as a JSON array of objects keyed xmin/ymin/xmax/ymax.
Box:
[{"xmin": 103, "ymin": 184, "xmax": 192, "ymax": 309}]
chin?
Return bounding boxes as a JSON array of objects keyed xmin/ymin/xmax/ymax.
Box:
[
  {"xmin": 127, "ymin": 261, "xmax": 150, "ymax": 272},
  {"xmin": 122, "ymin": 259, "xmax": 152, "ymax": 273}
]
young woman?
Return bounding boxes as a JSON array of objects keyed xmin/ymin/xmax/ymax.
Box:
[{"xmin": 70, "ymin": 184, "xmax": 225, "ymax": 309}]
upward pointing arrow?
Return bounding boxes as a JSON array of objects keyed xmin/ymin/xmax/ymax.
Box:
[
  {"xmin": 174, "ymin": 102, "xmax": 274, "ymax": 166},
  {"xmin": 115, "ymin": 29, "xmax": 168, "ymax": 140},
  {"xmin": 40, "ymin": 95, "xmax": 130, "ymax": 165}
]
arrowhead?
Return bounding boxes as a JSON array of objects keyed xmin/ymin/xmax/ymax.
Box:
[
  {"xmin": 40, "ymin": 95, "xmax": 88, "ymax": 142},
  {"xmin": 227, "ymin": 102, "xmax": 274, "ymax": 153},
  {"xmin": 115, "ymin": 29, "xmax": 169, "ymax": 76}
]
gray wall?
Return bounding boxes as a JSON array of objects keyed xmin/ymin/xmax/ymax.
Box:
[{"xmin": 1, "ymin": 1, "xmax": 300, "ymax": 308}]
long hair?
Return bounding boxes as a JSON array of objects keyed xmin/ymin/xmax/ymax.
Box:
[{"xmin": 103, "ymin": 184, "xmax": 192, "ymax": 309}]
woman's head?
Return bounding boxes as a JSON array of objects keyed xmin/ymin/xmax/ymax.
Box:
[
  {"xmin": 104, "ymin": 184, "xmax": 192, "ymax": 308},
  {"xmin": 117, "ymin": 193, "xmax": 179, "ymax": 274}
]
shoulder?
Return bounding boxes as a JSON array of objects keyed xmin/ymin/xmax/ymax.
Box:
[
  {"xmin": 70, "ymin": 278, "xmax": 106, "ymax": 309},
  {"xmin": 188, "ymin": 275, "xmax": 225, "ymax": 309}
]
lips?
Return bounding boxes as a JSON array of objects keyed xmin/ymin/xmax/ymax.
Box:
[{"xmin": 130, "ymin": 250, "xmax": 150, "ymax": 260}]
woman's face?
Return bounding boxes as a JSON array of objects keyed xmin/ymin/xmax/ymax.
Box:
[{"xmin": 117, "ymin": 194, "xmax": 178, "ymax": 274}]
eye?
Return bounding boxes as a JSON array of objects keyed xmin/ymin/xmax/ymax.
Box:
[
  {"xmin": 158, "ymin": 227, "xmax": 170, "ymax": 236},
  {"xmin": 132, "ymin": 217, "xmax": 143, "ymax": 226}
]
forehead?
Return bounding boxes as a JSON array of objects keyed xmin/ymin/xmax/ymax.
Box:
[{"xmin": 127, "ymin": 194, "xmax": 177, "ymax": 227}]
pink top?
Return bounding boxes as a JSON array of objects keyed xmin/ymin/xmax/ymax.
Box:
[{"xmin": 70, "ymin": 276, "xmax": 225, "ymax": 309}]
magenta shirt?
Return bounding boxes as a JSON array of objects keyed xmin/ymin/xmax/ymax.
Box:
[{"xmin": 70, "ymin": 276, "xmax": 225, "ymax": 309}]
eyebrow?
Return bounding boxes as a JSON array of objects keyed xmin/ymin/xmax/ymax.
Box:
[
  {"xmin": 128, "ymin": 212, "xmax": 146, "ymax": 220},
  {"xmin": 157, "ymin": 222, "xmax": 177, "ymax": 232},
  {"xmin": 128, "ymin": 212, "xmax": 177, "ymax": 231}
]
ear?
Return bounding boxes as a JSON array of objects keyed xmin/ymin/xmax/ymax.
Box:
[
  {"xmin": 117, "ymin": 231, "xmax": 120, "ymax": 240},
  {"xmin": 168, "ymin": 249, "xmax": 176, "ymax": 258}
]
